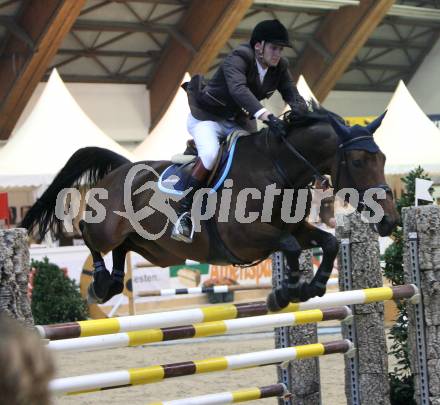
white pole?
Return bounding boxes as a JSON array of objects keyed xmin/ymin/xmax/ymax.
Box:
[{"xmin": 107, "ymin": 294, "xmax": 124, "ymax": 318}]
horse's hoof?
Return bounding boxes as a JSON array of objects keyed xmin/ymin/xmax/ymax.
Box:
[
  {"xmin": 87, "ymin": 283, "xmax": 105, "ymax": 304},
  {"xmin": 310, "ymin": 282, "xmax": 327, "ymax": 298},
  {"xmin": 267, "ymin": 289, "xmax": 289, "ymax": 312},
  {"xmin": 287, "ymin": 281, "xmax": 314, "ymax": 303},
  {"xmin": 107, "ymin": 281, "xmax": 124, "ymax": 300}
]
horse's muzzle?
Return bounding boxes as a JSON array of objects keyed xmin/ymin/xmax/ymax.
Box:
[{"xmin": 370, "ymin": 214, "xmax": 398, "ymax": 237}]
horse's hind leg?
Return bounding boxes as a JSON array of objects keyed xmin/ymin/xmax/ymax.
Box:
[
  {"xmin": 79, "ymin": 220, "xmax": 111, "ymax": 303},
  {"xmin": 109, "ymin": 243, "xmax": 128, "ymax": 296},
  {"xmin": 80, "ymin": 220, "xmax": 126, "ymax": 304}
]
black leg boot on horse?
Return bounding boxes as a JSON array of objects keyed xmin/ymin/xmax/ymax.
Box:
[
  {"xmin": 267, "ymin": 225, "xmax": 339, "ymax": 311},
  {"xmin": 80, "ymin": 220, "xmax": 126, "ymax": 303},
  {"xmin": 172, "ymin": 158, "xmax": 211, "ymax": 243},
  {"xmin": 267, "ymin": 234, "xmax": 312, "ymax": 311}
]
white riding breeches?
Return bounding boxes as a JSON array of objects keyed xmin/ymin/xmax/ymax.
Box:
[{"xmin": 187, "ymin": 113, "xmax": 242, "ymax": 170}]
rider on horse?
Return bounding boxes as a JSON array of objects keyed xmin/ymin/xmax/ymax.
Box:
[{"xmin": 172, "ymin": 19, "xmax": 309, "ymax": 243}]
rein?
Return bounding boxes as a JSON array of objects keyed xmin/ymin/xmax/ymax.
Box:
[
  {"xmin": 265, "ymin": 130, "xmax": 295, "ymax": 188},
  {"xmin": 265, "ymin": 128, "xmax": 328, "ymax": 189}
]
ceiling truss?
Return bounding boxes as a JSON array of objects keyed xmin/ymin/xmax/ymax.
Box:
[
  {"xmin": 0, "ymin": 0, "xmax": 438, "ymax": 139},
  {"xmin": 0, "ymin": 0, "xmax": 435, "ymax": 90},
  {"xmin": 0, "ymin": 0, "xmax": 86, "ymax": 140}
]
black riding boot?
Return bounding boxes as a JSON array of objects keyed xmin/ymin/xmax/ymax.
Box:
[{"xmin": 172, "ymin": 159, "xmax": 210, "ymax": 243}]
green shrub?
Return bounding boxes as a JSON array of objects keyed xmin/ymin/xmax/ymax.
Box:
[{"xmin": 31, "ymin": 257, "xmax": 89, "ymax": 324}]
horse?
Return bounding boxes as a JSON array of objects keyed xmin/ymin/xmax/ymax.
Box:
[{"xmin": 21, "ymin": 106, "xmax": 399, "ymax": 312}]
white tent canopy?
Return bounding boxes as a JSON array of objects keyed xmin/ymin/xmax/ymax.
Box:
[
  {"xmin": 0, "ymin": 69, "xmax": 134, "ymax": 188},
  {"xmin": 375, "ymin": 81, "xmax": 440, "ymax": 174},
  {"xmin": 134, "ymin": 73, "xmax": 191, "ymax": 161},
  {"xmin": 296, "ymin": 75, "xmax": 318, "ymax": 103},
  {"xmin": 270, "ymin": 75, "xmax": 317, "ymax": 115}
]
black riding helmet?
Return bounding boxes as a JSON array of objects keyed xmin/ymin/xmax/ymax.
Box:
[{"xmin": 250, "ymin": 19, "xmax": 292, "ymax": 48}]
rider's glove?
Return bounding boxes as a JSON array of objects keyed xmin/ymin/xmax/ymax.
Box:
[
  {"xmin": 265, "ymin": 114, "xmax": 287, "ymax": 137},
  {"xmin": 289, "ymin": 93, "xmax": 309, "ymax": 120}
]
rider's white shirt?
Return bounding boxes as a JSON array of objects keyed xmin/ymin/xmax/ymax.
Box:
[
  {"xmin": 254, "ymin": 59, "xmax": 269, "ymax": 119},
  {"xmin": 256, "ymin": 58, "xmax": 268, "ymax": 83}
]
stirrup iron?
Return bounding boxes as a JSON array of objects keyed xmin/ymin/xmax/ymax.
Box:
[{"xmin": 171, "ymin": 212, "xmax": 195, "ymax": 243}]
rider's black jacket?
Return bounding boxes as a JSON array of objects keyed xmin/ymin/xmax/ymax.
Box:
[{"xmin": 184, "ymin": 44, "xmax": 302, "ymax": 127}]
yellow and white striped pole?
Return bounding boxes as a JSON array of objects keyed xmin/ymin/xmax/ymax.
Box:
[
  {"xmin": 37, "ymin": 285, "xmax": 417, "ymax": 341},
  {"xmin": 47, "ymin": 306, "xmax": 351, "ymax": 352},
  {"xmin": 148, "ymin": 383, "xmax": 288, "ymax": 405},
  {"xmin": 50, "ymin": 340, "xmax": 353, "ymax": 395}
]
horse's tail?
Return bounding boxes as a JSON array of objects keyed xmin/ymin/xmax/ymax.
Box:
[{"xmin": 21, "ymin": 147, "xmax": 130, "ymax": 241}]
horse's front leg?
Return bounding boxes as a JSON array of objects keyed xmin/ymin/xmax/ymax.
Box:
[
  {"xmin": 294, "ymin": 222, "xmax": 339, "ymax": 299},
  {"xmin": 267, "ymin": 233, "xmax": 316, "ymax": 311}
]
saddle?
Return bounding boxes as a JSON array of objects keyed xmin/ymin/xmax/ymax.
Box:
[
  {"xmin": 158, "ymin": 129, "xmax": 255, "ymax": 266},
  {"xmin": 158, "ymin": 129, "xmax": 250, "ymax": 195}
]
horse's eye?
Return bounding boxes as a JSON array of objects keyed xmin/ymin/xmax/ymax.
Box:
[{"xmin": 352, "ymin": 160, "xmax": 363, "ymax": 168}]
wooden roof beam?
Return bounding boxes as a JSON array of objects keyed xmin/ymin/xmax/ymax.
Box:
[
  {"xmin": 292, "ymin": 0, "xmax": 395, "ymax": 101},
  {"xmin": 148, "ymin": 0, "xmax": 252, "ymax": 130},
  {"xmin": 0, "ymin": 0, "xmax": 86, "ymax": 140}
]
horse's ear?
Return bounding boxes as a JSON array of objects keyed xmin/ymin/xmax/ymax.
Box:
[
  {"xmin": 367, "ymin": 111, "xmax": 387, "ymax": 134},
  {"xmin": 327, "ymin": 112, "xmax": 350, "ymax": 139}
]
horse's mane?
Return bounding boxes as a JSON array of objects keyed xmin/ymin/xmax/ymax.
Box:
[
  {"xmin": 249, "ymin": 100, "xmax": 344, "ymax": 138},
  {"xmin": 282, "ymin": 100, "xmax": 344, "ymax": 129}
]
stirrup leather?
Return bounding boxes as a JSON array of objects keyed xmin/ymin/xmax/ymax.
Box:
[{"xmin": 171, "ymin": 211, "xmax": 195, "ymax": 243}]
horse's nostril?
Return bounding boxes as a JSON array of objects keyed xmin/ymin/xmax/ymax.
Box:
[{"xmin": 377, "ymin": 214, "xmax": 398, "ymax": 236}]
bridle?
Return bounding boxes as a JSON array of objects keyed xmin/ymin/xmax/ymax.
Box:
[
  {"xmin": 334, "ymin": 136, "xmax": 393, "ymax": 212},
  {"xmin": 266, "ymin": 129, "xmax": 392, "ymax": 212}
]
